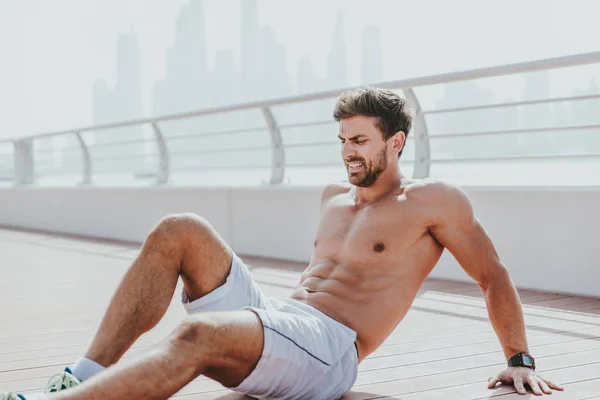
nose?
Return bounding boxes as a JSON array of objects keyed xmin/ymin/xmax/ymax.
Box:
[{"xmin": 341, "ymin": 141, "xmax": 356, "ymax": 160}]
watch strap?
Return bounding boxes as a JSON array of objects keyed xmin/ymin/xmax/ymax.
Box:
[{"xmin": 508, "ymin": 352, "xmax": 536, "ymax": 370}]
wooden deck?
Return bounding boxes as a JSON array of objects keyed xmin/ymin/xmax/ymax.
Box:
[{"xmin": 0, "ymin": 227, "xmax": 599, "ymax": 399}]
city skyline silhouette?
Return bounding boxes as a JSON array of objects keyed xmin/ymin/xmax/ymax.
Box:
[
  {"xmin": 91, "ymin": 0, "xmax": 600, "ymax": 168},
  {"xmin": 14, "ymin": 0, "xmax": 597, "ymax": 184}
]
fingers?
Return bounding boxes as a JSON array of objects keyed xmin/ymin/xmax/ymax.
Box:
[
  {"xmin": 514, "ymin": 376, "xmax": 527, "ymax": 395},
  {"xmin": 537, "ymin": 378, "xmax": 552, "ymax": 395},
  {"xmin": 488, "ymin": 376, "xmax": 500, "ymax": 389},
  {"xmin": 488, "ymin": 369, "xmax": 564, "ymax": 395},
  {"xmin": 545, "ymin": 379, "xmax": 564, "ymax": 391},
  {"xmin": 527, "ymin": 375, "xmax": 543, "ymax": 396}
]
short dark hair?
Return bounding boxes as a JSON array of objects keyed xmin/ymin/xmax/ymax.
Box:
[{"xmin": 333, "ymin": 87, "xmax": 413, "ymax": 158}]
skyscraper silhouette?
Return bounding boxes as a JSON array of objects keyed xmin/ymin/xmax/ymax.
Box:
[
  {"xmin": 297, "ymin": 54, "xmax": 319, "ymax": 94},
  {"xmin": 325, "ymin": 11, "xmax": 347, "ymax": 90},
  {"xmin": 153, "ymin": 0, "xmax": 208, "ymax": 117},
  {"xmin": 152, "ymin": 0, "xmax": 210, "ymax": 163},
  {"xmin": 260, "ymin": 25, "xmax": 290, "ymax": 99},
  {"xmin": 240, "ymin": 0, "xmax": 290, "ymax": 101},
  {"xmin": 92, "ymin": 1, "xmax": 389, "ymax": 181},
  {"xmin": 92, "ymin": 28, "xmax": 143, "ymax": 172},
  {"xmin": 361, "ymin": 26, "xmax": 382, "ymax": 84},
  {"xmin": 241, "ymin": 0, "xmax": 262, "ymax": 101}
]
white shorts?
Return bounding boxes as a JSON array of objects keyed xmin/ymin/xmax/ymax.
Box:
[{"xmin": 181, "ymin": 252, "xmax": 359, "ymax": 400}]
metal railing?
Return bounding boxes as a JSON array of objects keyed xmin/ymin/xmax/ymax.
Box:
[{"xmin": 2, "ymin": 50, "xmax": 600, "ymax": 187}]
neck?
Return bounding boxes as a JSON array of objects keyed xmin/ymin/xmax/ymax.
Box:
[{"xmin": 352, "ymin": 167, "xmax": 404, "ymax": 206}]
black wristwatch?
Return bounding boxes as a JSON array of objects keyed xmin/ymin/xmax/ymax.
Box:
[{"xmin": 508, "ymin": 352, "xmax": 536, "ymax": 370}]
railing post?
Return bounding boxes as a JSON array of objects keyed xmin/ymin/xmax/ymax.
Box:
[
  {"xmin": 261, "ymin": 107, "xmax": 285, "ymax": 184},
  {"xmin": 404, "ymin": 88, "xmax": 431, "ymax": 179},
  {"xmin": 152, "ymin": 122, "xmax": 170, "ymax": 185},
  {"xmin": 74, "ymin": 131, "xmax": 92, "ymax": 185},
  {"xmin": 13, "ymin": 138, "xmax": 35, "ymax": 185}
]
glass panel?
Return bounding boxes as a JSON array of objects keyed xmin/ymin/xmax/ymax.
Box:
[
  {"xmin": 157, "ymin": 109, "xmax": 265, "ymax": 138},
  {"xmin": 426, "ymin": 97, "xmax": 600, "ymax": 137},
  {"xmin": 427, "ymin": 106, "xmax": 520, "ymax": 136},
  {"xmin": 170, "ymin": 148, "xmax": 271, "ymax": 170},
  {"xmin": 33, "ymin": 134, "xmax": 83, "ymax": 186},
  {"xmin": 170, "ymin": 169, "xmax": 271, "ymax": 187},
  {"xmin": 285, "ymin": 143, "xmax": 340, "ymax": 166},
  {"xmin": 270, "ymin": 99, "xmax": 339, "ymax": 126},
  {"xmin": 0, "ymin": 141, "xmax": 13, "ymax": 186},
  {"xmin": 413, "ymin": 64, "xmax": 600, "ymax": 111},
  {"xmin": 167, "ymin": 130, "xmax": 271, "ymax": 155},
  {"xmin": 430, "ymin": 126, "xmax": 600, "ymax": 161},
  {"xmin": 430, "ymin": 159, "xmax": 600, "ymax": 186},
  {"xmin": 164, "ymin": 121, "xmax": 272, "ymax": 186},
  {"xmin": 281, "ymin": 123, "xmax": 338, "ymax": 146},
  {"xmin": 81, "ymin": 125, "xmax": 156, "ymax": 185},
  {"xmin": 90, "ymin": 173, "xmax": 158, "ymax": 187},
  {"xmin": 415, "ymin": 63, "xmax": 600, "ymax": 185},
  {"xmin": 284, "ymin": 166, "xmax": 346, "ymax": 186}
]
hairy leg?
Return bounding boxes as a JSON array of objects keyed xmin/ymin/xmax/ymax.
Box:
[
  {"xmin": 52, "ymin": 311, "xmax": 263, "ymax": 400},
  {"xmin": 85, "ymin": 213, "xmax": 233, "ymax": 367}
]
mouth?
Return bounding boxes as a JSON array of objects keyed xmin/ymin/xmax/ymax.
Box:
[{"xmin": 347, "ymin": 162, "xmax": 364, "ymax": 172}]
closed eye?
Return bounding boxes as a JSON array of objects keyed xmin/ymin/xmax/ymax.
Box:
[{"xmin": 339, "ymin": 138, "xmax": 367, "ymax": 145}]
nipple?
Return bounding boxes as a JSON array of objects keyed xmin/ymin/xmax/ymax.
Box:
[{"xmin": 374, "ymin": 242, "xmax": 386, "ymax": 252}]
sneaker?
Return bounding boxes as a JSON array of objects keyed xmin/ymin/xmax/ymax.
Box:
[
  {"xmin": 0, "ymin": 394, "xmax": 26, "ymax": 400},
  {"xmin": 45, "ymin": 367, "xmax": 82, "ymax": 393}
]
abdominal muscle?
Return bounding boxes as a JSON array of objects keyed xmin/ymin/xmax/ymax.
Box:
[{"xmin": 290, "ymin": 259, "xmax": 427, "ymax": 363}]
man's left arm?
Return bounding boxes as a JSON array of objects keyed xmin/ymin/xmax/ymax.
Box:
[{"xmin": 427, "ymin": 182, "xmax": 563, "ymax": 396}]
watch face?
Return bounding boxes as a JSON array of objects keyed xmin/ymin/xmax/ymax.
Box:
[{"xmin": 523, "ymin": 355, "xmax": 533, "ymax": 366}]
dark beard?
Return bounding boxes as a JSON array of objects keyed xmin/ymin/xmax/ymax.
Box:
[{"xmin": 350, "ymin": 147, "xmax": 388, "ymax": 187}]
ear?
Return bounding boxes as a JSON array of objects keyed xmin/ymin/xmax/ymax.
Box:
[{"xmin": 391, "ymin": 131, "xmax": 406, "ymax": 154}]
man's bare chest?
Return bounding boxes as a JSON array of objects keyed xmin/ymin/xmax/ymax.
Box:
[{"xmin": 314, "ymin": 201, "xmax": 429, "ymax": 263}]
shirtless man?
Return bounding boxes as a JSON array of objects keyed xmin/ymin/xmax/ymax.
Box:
[{"xmin": 1, "ymin": 87, "xmax": 563, "ymax": 400}]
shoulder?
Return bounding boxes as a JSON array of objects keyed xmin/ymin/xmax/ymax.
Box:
[
  {"xmin": 403, "ymin": 178, "xmax": 474, "ymax": 222},
  {"xmin": 404, "ymin": 178, "xmax": 468, "ymax": 202},
  {"xmin": 321, "ymin": 181, "xmax": 352, "ymax": 204}
]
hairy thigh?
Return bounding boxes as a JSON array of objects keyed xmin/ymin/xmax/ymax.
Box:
[{"xmin": 174, "ymin": 310, "xmax": 264, "ymax": 388}]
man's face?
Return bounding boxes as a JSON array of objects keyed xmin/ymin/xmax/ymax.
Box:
[{"xmin": 338, "ymin": 116, "xmax": 391, "ymax": 187}]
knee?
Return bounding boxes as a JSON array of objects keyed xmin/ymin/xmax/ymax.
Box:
[
  {"xmin": 164, "ymin": 315, "xmax": 217, "ymax": 376},
  {"xmin": 148, "ymin": 213, "xmax": 212, "ymax": 244},
  {"xmin": 172, "ymin": 315, "xmax": 217, "ymax": 350}
]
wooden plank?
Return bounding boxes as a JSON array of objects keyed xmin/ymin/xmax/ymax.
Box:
[
  {"xmin": 1, "ymin": 230, "xmax": 599, "ymax": 398},
  {"xmin": 370, "ymin": 326, "xmax": 600, "ymax": 359},
  {"xmin": 351, "ymin": 348, "xmax": 600, "ymax": 396},
  {"xmin": 349, "ymin": 362, "xmax": 600, "ymax": 399}
]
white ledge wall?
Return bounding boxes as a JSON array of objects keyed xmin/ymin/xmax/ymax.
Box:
[{"xmin": 0, "ymin": 186, "xmax": 598, "ymax": 298}]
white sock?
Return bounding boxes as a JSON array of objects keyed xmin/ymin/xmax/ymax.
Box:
[
  {"xmin": 23, "ymin": 394, "xmax": 49, "ymax": 400},
  {"xmin": 70, "ymin": 357, "xmax": 106, "ymax": 381}
]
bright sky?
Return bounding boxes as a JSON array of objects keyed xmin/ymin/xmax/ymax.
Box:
[{"xmin": 0, "ymin": 0, "xmax": 599, "ymax": 139}]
